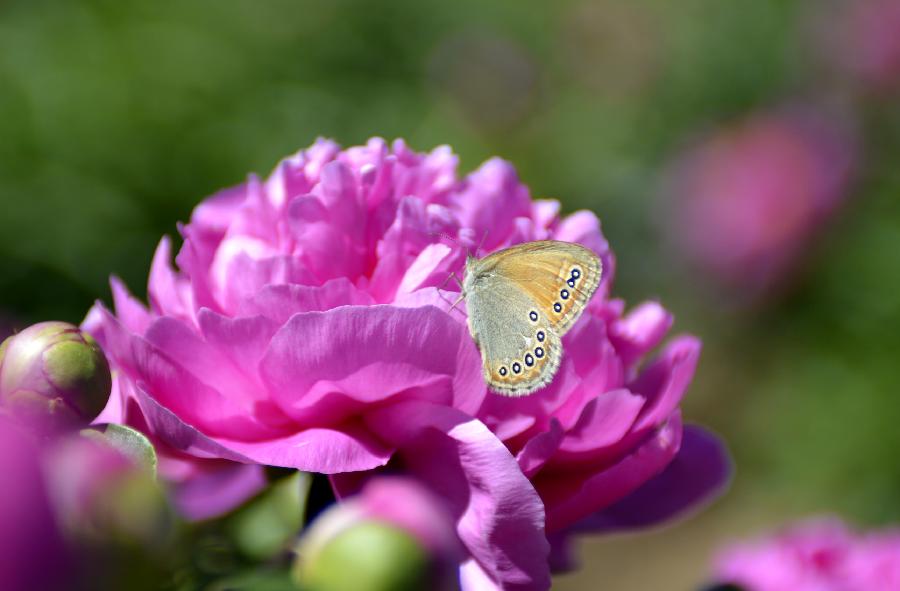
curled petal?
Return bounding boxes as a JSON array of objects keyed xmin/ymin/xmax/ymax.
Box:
[{"xmin": 630, "ymin": 336, "xmax": 701, "ymax": 432}]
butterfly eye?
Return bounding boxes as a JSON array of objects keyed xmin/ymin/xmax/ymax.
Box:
[
  {"xmin": 534, "ymin": 347, "xmax": 544, "ymax": 358},
  {"xmin": 553, "ymin": 302, "xmax": 562, "ymax": 313},
  {"xmin": 571, "ymin": 268, "xmax": 581, "ymax": 279},
  {"xmin": 525, "ymin": 353, "xmax": 534, "ymax": 367},
  {"xmin": 536, "ymin": 330, "xmax": 545, "ymax": 342},
  {"xmin": 499, "ymin": 367, "xmax": 508, "ymax": 377},
  {"xmin": 512, "ymin": 362, "xmax": 522, "ymax": 374},
  {"xmin": 560, "ymin": 289, "xmax": 569, "ymax": 300},
  {"xmin": 529, "ymin": 310, "xmax": 539, "ymax": 322}
]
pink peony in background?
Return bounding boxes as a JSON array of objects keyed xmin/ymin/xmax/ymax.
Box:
[
  {"xmin": 814, "ymin": 0, "xmax": 900, "ymax": 93},
  {"xmin": 84, "ymin": 137, "xmax": 729, "ymax": 589},
  {"xmin": 660, "ymin": 110, "xmax": 856, "ymax": 300},
  {"xmin": 712, "ymin": 517, "xmax": 900, "ymax": 591}
]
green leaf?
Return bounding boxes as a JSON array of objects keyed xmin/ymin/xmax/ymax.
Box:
[
  {"xmin": 82, "ymin": 423, "xmax": 158, "ymax": 477},
  {"xmin": 227, "ymin": 471, "xmax": 311, "ymax": 561}
]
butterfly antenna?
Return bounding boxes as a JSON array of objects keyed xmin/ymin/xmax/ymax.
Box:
[
  {"xmin": 474, "ymin": 229, "xmax": 489, "ymax": 258},
  {"xmin": 427, "ymin": 231, "xmax": 462, "ymax": 248}
]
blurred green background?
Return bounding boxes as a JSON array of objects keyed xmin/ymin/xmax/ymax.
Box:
[{"xmin": 2, "ymin": 0, "xmax": 899, "ymax": 588}]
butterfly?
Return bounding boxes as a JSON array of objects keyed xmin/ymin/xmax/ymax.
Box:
[{"xmin": 459, "ymin": 240, "xmax": 602, "ymax": 396}]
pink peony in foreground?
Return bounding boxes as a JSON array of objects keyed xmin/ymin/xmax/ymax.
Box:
[
  {"xmin": 711, "ymin": 517, "xmax": 900, "ymax": 591},
  {"xmin": 85, "ymin": 137, "xmax": 730, "ymax": 589},
  {"xmin": 660, "ymin": 110, "xmax": 856, "ymax": 300}
]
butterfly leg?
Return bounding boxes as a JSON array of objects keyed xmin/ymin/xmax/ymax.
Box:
[
  {"xmin": 433, "ymin": 270, "xmax": 467, "ymax": 317},
  {"xmin": 446, "ymin": 272, "xmax": 467, "ymax": 316}
]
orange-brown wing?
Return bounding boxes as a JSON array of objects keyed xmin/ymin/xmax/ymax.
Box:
[{"xmin": 478, "ymin": 240, "xmax": 602, "ymax": 335}]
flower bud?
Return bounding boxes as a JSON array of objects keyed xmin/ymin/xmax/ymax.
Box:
[
  {"xmin": 292, "ymin": 478, "xmax": 461, "ymax": 591},
  {"xmin": 44, "ymin": 431, "xmax": 170, "ymax": 546},
  {"xmin": 0, "ymin": 321, "xmax": 111, "ymax": 432}
]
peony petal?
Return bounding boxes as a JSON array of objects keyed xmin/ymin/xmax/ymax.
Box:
[
  {"xmin": 394, "ymin": 242, "xmax": 467, "ymax": 298},
  {"xmin": 516, "ymin": 419, "xmax": 564, "ymax": 478},
  {"xmin": 368, "ymin": 196, "xmax": 459, "ymax": 302},
  {"xmin": 148, "ymin": 236, "xmax": 193, "ymax": 321},
  {"xmin": 214, "ymin": 420, "xmax": 393, "ymax": 473},
  {"xmin": 176, "ymin": 224, "xmax": 224, "ymax": 315},
  {"xmin": 608, "ymin": 301, "xmax": 674, "ymax": 372},
  {"xmin": 164, "ymin": 457, "xmax": 267, "ymax": 521},
  {"xmin": 136, "ymin": 385, "xmax": 391, "ymax": 473},
  {"xmin": 546, "ymin": 532, "xmax": 578, "ymax": 573},
  {"xmin": 571, "ymin": 425, "xmax": 731, "ymax": 534},
  {"xmin": 630, "ymin": 335, "xmax": 701, "ymax": 432},
  {"xmin": 363, "ymin": 401, "xmax": 551, "ymax": 591},
  {"xmin": 132, "ymin": 385, "xmax": 252, "ymax": 462},
  {"xmin": 532, "ymin": 200, "xmax": 560, "ymax": 230},
  {"xmin": 260, "ymin": 305, "xmax": 485, "ymax": 424},
  {"xmin": 266, "ymin": 151, "xmax": 314, "ymax": 207},
  {"xmin": 188, "ymin": 183, "xmax": 247, "ymax": 256},
  {"xmin": 110, "ymin": 276, "xmax": 152, "ymax": 334},
  {"xmin": 555, "ymin": 210, "xmax": 615, "ymax": 299},
  {"xmin": 93, "ymin": 306, "xmax": 283, "ymax": 440},
  {"xmin": 556, "ymin": 389, "xmax": 646, "ymax": 456},
  {"xmin": 451, "ymin": 158, "xmax": 532, "ymax": 251},
  {"xmin": 537, "ymin": 412, "xmax": 684, "ymax": 533},
  {"xmin": 92, "ymin": 376, "xmax": 127, "ymax": 426},
  {"xmin": 196, "ymin": 310, "xmax": 292, "ymax": 428},
  {"xmin": 391, "ymin": 140, "xmax": 459, "ymax": 204},
  {"xmin": 238, "ymin": 278, "xmax": 375, "ymax": 323},
  {"xmin": 316, "ymin": 160, "xmax": 365, "ymax": 231},
  {"xmin": 144, "ymin": 315, "xmax": 271, "ymax": 412},
  {"xmin": 287, "ymin": 195, "xmax": 366, "ymax": 283}
]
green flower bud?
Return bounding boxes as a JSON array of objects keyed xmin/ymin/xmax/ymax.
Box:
[
  {"xmin": 292, "ymin": 478, "xmax": 461, "ymax": 591},
  {"xmin": 294, "ymin": 520, "xmax": 431, "ymax": 591},
  {"xmin": 0, "ymin": 321, "xmax": 111, "ymax": 432}
]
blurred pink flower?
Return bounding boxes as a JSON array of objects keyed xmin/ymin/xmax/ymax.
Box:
[
  {"xmin": 0, "ymin": 418, "xmax": 71, "ymax": 591},
  {"xmin": 661, "ymin": 111, "xmax": 856, "ymax": 299},
  {"xmin": 0, "ymin": 418, "xmax": 167, "ymax": 591},
  {"xmin": 712, "ymin": 517, "xmax": 900, "ymax": 591},
  {"xmin": 815, "ymin": 0, "xmax": 900, "ymax": 93},
  {"xmin": 85, "ymin": 137, "xmax": 729, "ymax": 589}
]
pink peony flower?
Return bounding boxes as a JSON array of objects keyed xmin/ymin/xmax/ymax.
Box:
[
  {"xmin": 85, "ymin": 137, "xmax": 729, "ymax": 589},
  {"xmin": 660, "ymin": 111, "xmax": 856, "ymax": 300},
  {"xmin": 814, "ymin": 0, "xmax": 900, "ymax": 93},
  {"xmin": 712, "ymin": 517, "xmax": 900, "ymax": 591}
]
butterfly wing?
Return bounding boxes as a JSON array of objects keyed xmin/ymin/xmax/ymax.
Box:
[
  {"xmin": 477, "ymin": 240, "xmax": 602, "ymax": 335},
  {"xmin": 465, "ymin": 274, "xmax": 562, "ymax": 397}
]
